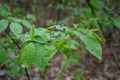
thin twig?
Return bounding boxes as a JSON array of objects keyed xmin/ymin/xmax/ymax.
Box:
[
  {"xmin": 56, "ymin": 0, "xmax": 62, "ymax": 24},
  {"xmin": 25, "ymin": 67, "xmax": 31, "ymax": 80},
  {"xmin": 86, "ymin": 0, "xmax": 120, "ymax": 69},
  {"xmin": 5, "ymin": 22, "xmax": 31, "ymax": 80},
  {"xmin": 86, "ymin": 0, "xmax": 105, "ymax": 35}
]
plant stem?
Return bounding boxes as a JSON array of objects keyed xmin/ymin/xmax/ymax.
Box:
[
  {"xmin": 86, "ymin": 0, "xmax": 105, "ymax": 35},
  {"xmin": 56, "ymin": 0, "xmax": 62, "ymax": 24},
  {"xmin": 86, "ymin": 0, "xmax": 120, "ymax": 69},
  {"xmin": 5, "ymin": 22, "xmax": 31, "ymax": 80},
  {"xmin": 25, "ymin": 68, "xmax": 31, "ymax": 80}
]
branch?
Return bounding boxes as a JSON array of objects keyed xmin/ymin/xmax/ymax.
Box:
[
  {"xmin": 56, "ymin": 0, "xmax": 62, "ymax": 24},
  {"xmin": 25, "ymin": 68, "xmax": 31, "ymax": 80},
  {"xmin": 5, "ymin": 22, "xmax": 31, "ymax": 80},
  {"xmin": 86, "ymin": 0, "xmax": 105, "ymax": 35},
  {"xmin": 86, "ymin": 0, "xmax": 120, "ymax": 69}
]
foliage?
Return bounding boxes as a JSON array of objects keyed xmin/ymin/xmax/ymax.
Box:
[
  {"xmin": 74, "ymin": 70, "xmax": 85, "ymax": 80},
  {"xmin": 0, "ymin": 5, "xmax": 103, "ymax": 77},
  {"xmin": 1, "ymin": 0, "xmax": 116, "ymax": 79}
]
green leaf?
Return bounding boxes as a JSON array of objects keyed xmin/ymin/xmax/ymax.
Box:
[
  {"xmin": 113, "ymin": 18, "xmax": 120, "ymax": 29},
  {"xmin": 7, "ymin": 17, "xmax": 32, "ymax": 28},
  {"xmin": 21, "ymin": 20, "xmax": 33, "ymax": 28},
  {"xmin": 0, "ymin": 19, "xmax": 8, "ymax": 34},
  {"xmin": 90, "ymin": 0, "xmax": 103, "ymax": 9},
  {"xmin": 34, "ymin": 36, "xmax": 46, "ymax": 43},
  {"xmin": 10, "ymin": 22, "xmax": 23, "ymax": 35},
  {"xmin": 0, "ymin": 48, "xmax": 7, "ymax": 64},
  {"xmin": 73, "ymin": 30, "xmax": 82, "ymax": 37},
  {"xmin": 56, "ymin": 38, "xmax": 67, "ymax": 49},
  {"xmin": 61, "ymin": 58, "xmax": 79, "ymax": 69},
  {"xmin": 61, "ymin": 49, "xmax": 72, "ymax": 58},
  {"xmin": 61, "ymin": 60, "xmax": 70, "ymax": 69},
  {"xmin": 20, "ymin": 43, "xmax": 35, "ymax": 68},
  {"xmin": 75, "ymin": 70, "xmax": 85, "ymax": 80},
  {"xmin": 64, "ymin": 40, "xmax": 77, "ymax": 50},
  {"xmin": 7, "ymin": 17, "xmax": 22, "ymax": 23},
  {"xmin": 69, "ymin": 58, "xmax": 79, "ymax": 65},
  {"xmin": 26, "ymin": 14, "xmax": 36, "ymax": 21},
  {"xmin": 92, "ymin": 32, "xmax": 105, "ymax": 44},
  {"xmin": 43, "ymin": 33, "xmax": 51, "ymax": 41},
  {"xmin": 35, "ymin": 28, "xmax": 48, "ymax": 35},
  {"xmin": 34, "ymin": 44, "xmax": 57, "ymax": 71},
  {"xmin": 80, "ymin": 34, "xmax": 102, "ymax": 60},
  {"xmin": 48, "ymin": 25, "xmax": 66, "ymax": 31},
  {"xmin": 30, "ymin": 26, "xmax": 35, "ymax": 40},
  {"xmin": 35, "ymin": 28, "xmax": 51, "ymax": 41},
  {"xmin": 17, "ymin": 33, "xmax": 30, "ymax": 43},
  {"xmin": 0, "ymin": 4, "xmax": 9, "ymax": 17},
  {"xmin": 7, "ymin": 61, "xmax": 20, "ymax": 75}
]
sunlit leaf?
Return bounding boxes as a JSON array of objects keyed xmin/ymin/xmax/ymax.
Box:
[
  {"xmin": 20, "ymin": 43, "xmax": 35, "ymax": 68},
  {"xmin": 91, "ymin": 32, "xmax": 105, "ymax": 44},
  {"xmin": 34, "ymin": 44, "xmax": 57, "ymax": 71},
  {"xmin": 21, "ymin": 20, "xmax": 33, "ymax": 28},
  {"xmin": 34, "ymin": 36, "xmax": 46, "ymax": 43},
  {"xmin": 30, "ymin": 26, "xmax": 35, "ymax": 40},
  {"xmin": 80, "ymin": 34, "xmax": 102, "ymax": 60},
  {"xmin": 7, "ymin": 17, "xmax": 33, "ymax": 28},
  {"xmin": 56, "ymin": 38, "xmax": 67, "ymax": 49},
  {"xmin": 10, "ymin": 22, "xmax": 23, "ymax": 35}
]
